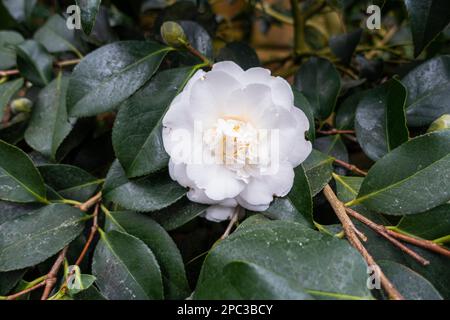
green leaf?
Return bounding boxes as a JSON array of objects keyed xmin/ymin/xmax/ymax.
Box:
[
  {"xmin": 329, "ymin": 29, "xmax": 362, "ymax": 65},
  {"xmin": 394, "ymin": 203, "xmax": 450, "ymax": 240},
  {"xmin": 76, "ymin": 0, "xmax": 102, "ymax": 35},
  {"xmin": 92, "ymin": 230, "xmax": 163, "ymax": 300},
  {"xmin": 355, "ymin": 78, "xmax": 409, "ymax": 161},
  {"xmin": 303, "ymin": 149, "xmax": 334, "ymax": 196},
  {"xmin": 178, "ymin": 20, "xmax": 212, "ymax": 60},
  {"xmin": 0, "ymin": 31, "xmax": 24, "ymax": 69},
  {"xmin": 194, "ymin": 220, "xmax": 372, "ymax": 300},
  {"xmin": 284, "ymin": 165, "xmax": 313, "ymax": 228},
  {"xmin": 67, "ymin": 41, "xmax": 171, "ymax": 117},
  {"xmin": 0, "ymin": 200, "xmax": 39, "ymax": 224},
  {"xmin": 106, "ymin": 211, "xmax": 190, "ymax": 299},
  {"xmin": 113, "ymin": 66, "xmax": 198, "ymax": 178},
  {"xmin": 314, "ymin": 135, "xmax": 348, "ymax": 162},
  {"xmin": 223, "ymin": 261, "xmax": 313, "ymax": 299},
  {"xmin": 146, "ymin": 197, "xmax": 207, "ymax": 231},
  {"xmin": 38, "ymin": 164, "xmax": 101, "ymax": 202},
  {"xmin": 24, "ymin": 73, "xmax": 72, "ymax": 159},
  {"xmin": 0, "ymin": 139, "xmax": 48, "ymax": 203},
  {"xmin": 15, "ymin": 40, "xmax": 53, "ymax": 87},
  {"xmin": 0, "ymin": 204, "xmax": 85, "ymax": 271},
  {"xmin": 216, "ymin": 42, "xmax": 260, "ymax": 70},
  {"xmin": 404, "ymin": 0, "xmax": 450, "ymax": 57},
  {"xmin": 0, "ymin": 78, "xmax": 23, "ymax": 121},
  {"xmin": 350, "ymin": 131, "xmax": 450, "ymax": 215},
  {"xmin": 103, "ymin": 160, "xmax": 186, "ymax": 212},
  {"xmin": 0, "ymin": 269, "xmax": 26, "ymax": 295},
  {"xmin": 34, "ymin": 15, "xmax": 84, "ymax": 58},
  {"xmin": 402, "ymin": 55, "xmax": 450, "ymax": 127},
  {"xmin": 293, "ymin": 87, "xmax": 315, "ymax": 142},
  {"xmin": 0, "ymin": 0, "xmax": 36, "ymax": 23},
  {"xmin": 66, "ymin": 265, "xmax": 96, "ymax": 296},
  {"xmin": 294, "ymin": 57, "xmax": 341, "ymax": 120},
  {"xmin": 378, "ymin": 260, "xmax": 443, "ymax": 300},
  {"xmin": 336, "ymin": 91, "xmax": 365, "ymax": 130}
]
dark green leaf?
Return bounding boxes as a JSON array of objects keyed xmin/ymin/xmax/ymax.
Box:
[
  {"xmin": 15, "ymin": 40, "xmax": 53, "ymax": 87},
  {"xmin": 24, "ymin": 74, "xmax": 72, "ymax": 159},
  {"xmin": 194, "ymin": 220, "xmax": 372, "ymax": 299},
  {"xmin": 0, "ymin": 269, "xmax": 25, "ymax": 295},
  {"xmin": 67, "ymin": 41, "xmax": 171, "ymax": 117},
  {"xmin": 38, "ymin": 164, "xmax": 101, "ymax": 202},
  {"xmin": 107, "ymin": 211, "xmax": 190, "ymax": 299},
  {"xmin": 216, "ymin": 42, "xmax": 260, "ymax": 70},
  {"xmin": 0, "ymin": 139, "xmax": 47, "ymax": 203},
  {"xmin": 402, "ymin": 55, "xmax": 450, "ymax": 126},
  {"xmin": 113, "ymin": 66, "xmax": 198, "ymax": 178},
  {"xmin": 0, "ymin": 31, "xmax": 24, "ymax": 69},
  {"xmin": 284, "ymin": 165, "xmax": 313, "ymax": 228},
  {"xmin": 0, "ymin": 0, "xmax": 36, "ymax": 23},
  {"xmin": 103, "ymin": 160, "xmax": 186, "ymax": 212},
  {"xmin": 293, "ymin": 87, "xmax": 315, "ymax": 142},
  {"xmin": 0, "ymin": 200, "xmax": 40, "ymax": 224},
  {"xmin": 405, "ymin": 0, "xmax": 450, "ymax": 57},
  {"xmin": 224, "ymin": 261, "xmax": 313, "ymax": 299},
  {"xmin": 314, "ymin": 135, "xmax": 348, "ymax": 162},
  {"xmin": 76, "ymin": 0, "xmax": 102, "ymax": 35},
  {"xmin": 178, "ymin": 20, "xmax": 212, "ymax": 60},
  {"xmin": 294, "ymin": 57, "xmax": 341, "ymax": 120},
  {"xmin": 303, "ymin": 149, "xmax": 334, "ymax": 196},
  {"xmin": 329, "ymin": 29, "xmax": 362, "ymax": 65},
  {"xmin": 34, "ymin": 15, "xmax": 84, "ymax": 57},
  {"xmin": 336, "ymin": 91, "xmax": 365, "ymax": 130},
  {"xmin": 92, "ymin": 230, "xmax": 163, "ymax": 300},
  {"xmin": 351, "ymin": 131, "xmax": 450, "ymax": 215},
  {"xmin": 0, "ymin": 78, "xmax": 23, "ymax": 120},
  {"xmin": 355, "ymin": 78, "xmax": 409, "ymax": 161},
  {"xmin": 0, "ymin": 204, "xmax": 85, "ymax": 271}
]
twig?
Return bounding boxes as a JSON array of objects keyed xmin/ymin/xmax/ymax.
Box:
[
  {"xmin": 183, "ymin": 42, "xmax": 212, "ymax": 67},
  {"xmin": 385, "ymin": 229, "xmax": 450, "ymax": 259},
  {"xmin": 76, "ymin": 192, "xmax": 102, "ymax": 212},
  {"xmin": 41, "ymin": 246, "xmax": 68, "ymax": 300},
  {"xmin": 345, "ymin": 208, "xmax": 430, "ymax": 266},
  {"xmin": 75, "ymin": 204, "xmax": 99, "ymax": 266},
  {"xmin": 5, "ymin": 281, "xmax": 46, "ymax": 300},
  {"xmin": 220, "ymin": 207, "xmax": 240, "ymax": 240},
  {"xmin": 0, "ymin": 58, "xmax": 81, "ymax": 77},
  {"xmin": 323, "ymin": 184, "xmax": 404, "ymax": 300},
  {"xmin": 254, "ymin": 2, "xmax": 293, "ymax": 25},
  {"xmin": 318, "ymin": 129, "xmax": 355, "ymax": 135},
  {"xmin": 333, "ymin": 159, "xmax": 368, "ymax": 176}
]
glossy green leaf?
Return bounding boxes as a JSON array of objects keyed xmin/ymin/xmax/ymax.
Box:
[
  {"xmin": 0, "ymin": 78, "xmax": 23, "ymax": 120},
  {"xmin": 284, "ymin": 164, "xmax": 313, "ymax": 228},
  {"xmin": 24, "ymin": 74, "xmax": 72, "ymax": 159},
  {"xmin": 336, "ymin": 91, "xmax": 365, "ymax": 130},
  {"xmin": 76, "ymin": 0, "xmax": 102, "ymax": 35},
  {"xmin": 107, "ymin": 211, "xmax": 190, "ymax": 299},
  {"xmin": 216, "ymin": 42, "xmax": 260, "ymax": 70},
  {"xmin": 0, "ymin": 204, "xmax": 85, "ymax": 271},
  {"xmin": 178, "ymin": 20, "xmax": 212, "ymax": 60},
  {"xmin": 404, "ymin": 0, "xmax": 450, "ymax": 57},
  {"xmin": 294, "ymin": 57, "xmax": 341, "ymax": 120},
  {"xmin": 113, "ymin": 66, "xmax": 198, "ymax": 178},
  {"xmin": 103, "ymin": 160, "xmax": 186, "ymax": 212},
  {"xmin": 378, "ymin": 260, "xmax": 443, "ymax": 300},
  {"xmin": 38, "ymin": 164, "xmax": 101, "ymax": 202},
  {"xmin": 351, "ymin": 131, "xmax": 450, "ymax": 215},
  {"xmin": 314, "ymin": 135, "xmax": 348, "ymax": 162},
  {"xmin": 293, "ymin": 87, "xmax": 315, "ymax": 142},
  {"xmin": 34, "ymin": 15, "xmax": 84, "ymax": 57},
  {"xmin": 355, "ymin": 78, "xmax": 409, "ymax": 161},
  {"xmin": 224, "ymin": 261, "xmax": 313, "ymax": 300},
  {"xmin": 329, "ymin": 29, "xmax": 362, "ymax": 65},
  {"xmin": 0, "ymin": 200, "xmax": 40, "ymax": 225},
  {"xmin": 0, "ymin": 0, "xmax": 36, "ymax": 23},
  {"xmin": 194, "ymin": 220, "xmax": 372, "ymax": 300},
  {"xmin": 0, "ymin": 31, "xmax": 24, "ymax": 69},
  {"xmin": 402, "ymin": 55, "xmax": 450, "ymax": 126},
  {"xmin": 92, "ymin": 230, "xmax": 163, "ymax": 300},
  {"xmin": 0, "ymin": 139, "xmax": 47, "ymax": 203},
  {"xmin": 67, "ymin": 41, "xmax": 171, "ymax": 117},
  {"xmin": 0, "ymin": 269, "xmax": 25, "ymax": 295},
  {"xmin": 15, "ymin": 40, "xmax": 53, "ymax": 87},
  {"xmin": 303, "ymin": 149, "xmax": 334, "ymax": 196}
]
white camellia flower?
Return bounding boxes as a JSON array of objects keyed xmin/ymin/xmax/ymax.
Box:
[{"xmin": 162, "ymin": 61, "xmax": 312, "ymax": 222}]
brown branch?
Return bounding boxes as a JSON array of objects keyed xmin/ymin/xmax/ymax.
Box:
[
  {"xmin": 75, "ymin": 204, "xmax": 99, "ymax": 266},
  {"xmin": 5, "ymin": 281, "xmax": 46, "ymax": 300},
  {"xmin": 345, "ymin": 208, "xmax": 430, "ymax": 266},
  {"xmin": 184, "ymin": 43, "xmax": 212, "ymax": 67},
  {"xmin": 323, "ymin": 184, "xmax": 404, "ymax": 300},
  {"xmin": 76, "ymin": 191, "xmax": 102, "ymax": 212},
  {"xmin": 385, "ymin": 229, "xmax": 450, "ymax": 259},
  {"xmin": 317, "ymin": 129, "xmax": 356, "ymax": 135},
  {"xmin": 0, "ymin": 58, "xmax": 81, "ymax": 77},
  {"xmin": 333, "ymin": 159, "xmax": 368, "ymax": 176},
  {"xmin": 220, "ymin": 207, "xmax": 240, "ymax": 240},
  {"xmin": 41, "ymin": 246, "xmax": 68, "ymax": 300}
]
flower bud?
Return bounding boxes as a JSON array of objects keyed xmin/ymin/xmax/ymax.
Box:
[
  {"xmin": 10, "ymin": 98, "xmax": 33, "ymax": 114},
  {"xmin": 160, "ymin": 21, "xmax": 188, "ymax": 47},
  {"xmin": 427, "ymin": 114, "xmax": 450, "ymax": 133}
]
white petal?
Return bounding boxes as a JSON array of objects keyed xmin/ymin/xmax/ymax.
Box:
[
  {"xmin": 204, "ymin": 205, "xmax": 236, "ymax": 222},
  {"xmin": 212, "ymin": 61, "xmax": 244, "ymax": 79},
  {"xmin": 270, "ymin": 76, "xmax": 294, "ymax": 109},
  {"xmin": 239, "ymin": 163, "xmax": 294, "ymax": 205},
  {"xmin": 186, "ymin": 164, "xmax": 245, "ymax": 201},
  {"xmin": 168, "ymin": 160, "xmax": 192, "ymax": 188},
  {"xmin": 237, "ymin": 196, "xmax": 270, "ymax": 211},
  {"xmin": 224, "ymin": 84, "xmax": 273, "ymax": 121},
  {"xmin": 187, "ymin": 187, "xmax": 218, "ymax": 205}
]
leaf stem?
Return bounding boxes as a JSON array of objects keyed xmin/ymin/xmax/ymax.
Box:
[
  {"xmin": 333, "ymin": 158, "xmax": 368, "ymax": 176},
  {"xmin": 41, "ymin": 246, "xmax": 68, "ymax": 300},
  {"xmin": 220, "ymin": 206, "xmax": 241, "ymax": 240}
]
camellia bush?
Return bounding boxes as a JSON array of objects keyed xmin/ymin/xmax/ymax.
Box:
[{"xmin": 0, "ymin": 0, "xmax": 449, "ymax": 301}]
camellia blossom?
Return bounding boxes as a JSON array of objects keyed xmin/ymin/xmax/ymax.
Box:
[{"xmin": 162, "ymin": 61, "xmax": 312, "ymax": 222}]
